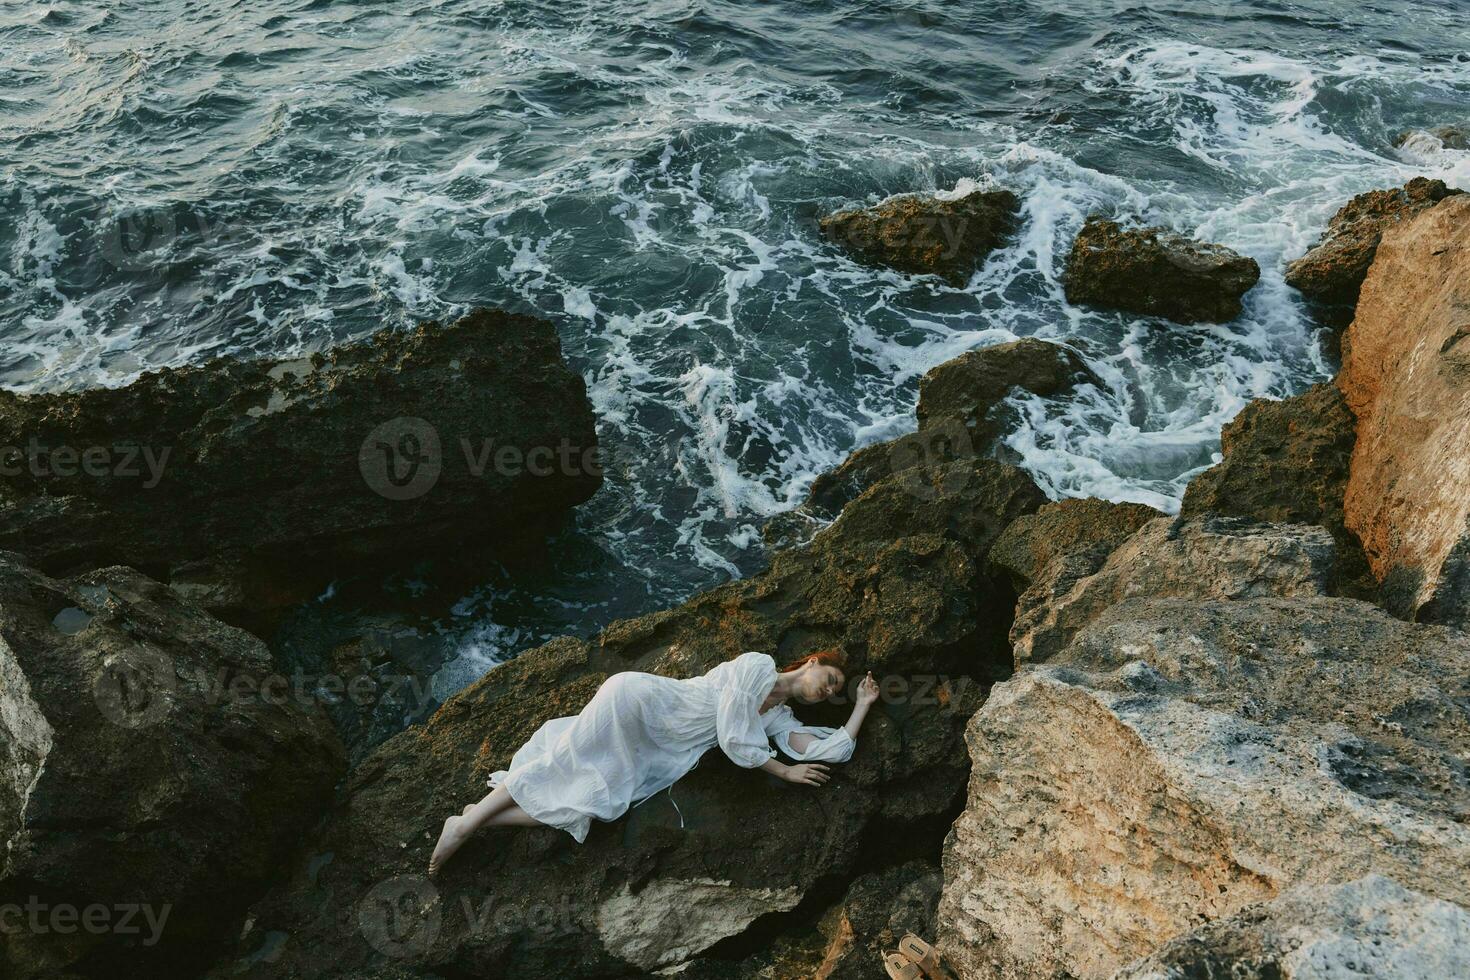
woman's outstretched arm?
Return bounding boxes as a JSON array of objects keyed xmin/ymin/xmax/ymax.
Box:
[
  {"xmin": 759, "ymin": 756, "xmax": 830, "ymax": 786},
  {"xmin": 843, "ymin": 671, "xmax": 880, "ymax": 739}
]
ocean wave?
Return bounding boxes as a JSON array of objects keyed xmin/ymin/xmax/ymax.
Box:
[{"xmin": 4, "ymin": 0, "xmax": 1469, "ymax": 679}]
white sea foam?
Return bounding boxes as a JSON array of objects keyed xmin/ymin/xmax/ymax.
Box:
[{"xmin": 8, "ymin": 9, "xmax": 1470, "ymax": 686}]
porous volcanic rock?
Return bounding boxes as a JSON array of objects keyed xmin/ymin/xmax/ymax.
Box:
[
  {"xmin": 938, "ymin": 596, "xmax": 1470, "ymax": 980},
  {"xmin": 0, "ymin": 308, "xmax": 601, "ymax": 623},
  {"xmin": 1114, "ymin": 876, "xmax": 1470, "ymax": 980},
  {"xmin": 1181, "ymin": 383, "xmax": 1375, "ymax": 598},
  {"xmin": 1062, "ymin": 218, "xmax": 1260, "ymax": 324},
  {"xmin": 203, "ymin": 455, "xmax": 1045, "ymax": 979},
  {"xmin": 819, "ymin": 188, "xmax": 1020, "ymax": 284},
  {"xmin": 1285, "ymin": 177, "xmax": 1463, "ymax": 307},
  {"xmin": 0, "ymin": 554, "xmax": 344, "ymax": 978},
  {"xmin": 1337, "ymin": 193, "xmax": 1470, "ymax": 627},
  {"xmin": 1010, "ymin": 516, "xmax": 1336, "ymax": 665}
]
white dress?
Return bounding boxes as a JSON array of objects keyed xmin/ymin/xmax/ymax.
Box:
[{"xmin": 489, "ymin": 651, "xmax": 855, "ymax": 842}]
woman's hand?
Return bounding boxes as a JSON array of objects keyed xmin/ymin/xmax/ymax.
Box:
[
  {"xmin": 782, "ymin": 763, "xmax": 831, "ymax": 787},
  {"xmin": 854, "ymin": 671, "xmax": 879, "ymax": 708}
]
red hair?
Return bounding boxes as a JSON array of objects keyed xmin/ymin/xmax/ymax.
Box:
[{"xmin": 781, "ymin": 648, "xmax": 846, "ymax": 673}]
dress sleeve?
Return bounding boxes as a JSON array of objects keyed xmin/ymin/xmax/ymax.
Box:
[
  {"xmin": 772, "ymin": 725, "xmax": 854, "ymax": 763},
  {"xmin": 716, "ymin": 653, "xmax": 778, "ymax": 769},
  {"xmin": 761, "ymin": 704, "xmax": 801, "ymax": 738},
  {"xmin": 764, "ymin": 701, "xmax": 856, "ymax": 763}
]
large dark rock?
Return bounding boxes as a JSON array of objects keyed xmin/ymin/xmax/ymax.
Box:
[
  {"xmin": 915, "ymin": 337, "xmax": 1100, "ymax": 443},
  {"xmin": 0, "ymin": 308, "xmax": 601, "ymax": 624},
  {"xmin": 1062, "ymin": 218, "xmax": 1261, "ymax": 324},
  {"xmin": 989, "ymin": 497, "xmax": 1161, "ymax": 591},
  {"xmin": 204, "ymin": 454, "xmax": 1045, "ymax": 979},
  {"xmin": 0, "ymin": 554, "xmax": 344, "ymax": 978},
  {"xmin": 1285, "ymin": 177, "xmax": 1463, "ymax": 308},
  {"xmin": 1181, "ymin": 383, "xmax": 1375, "ymax": 598},
  {"xmin": 798, "ymin": 339, "xmax": 1091, "ymax": 527},
  {"xmin": 819, "ymin": 189, "xmax": 1020, "ymax": 284}
]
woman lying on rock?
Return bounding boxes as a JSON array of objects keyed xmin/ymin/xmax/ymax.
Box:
[{"xmin": 429, "ymin": 649, "xmax": 879, "ymax": 875}]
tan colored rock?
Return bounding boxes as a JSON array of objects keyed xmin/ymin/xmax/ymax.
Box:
[
  {"xmin": 1010, "ymin": 516, "xmax": 1336, "ymax": 665},
  {"xmin": 1114, "ymin": 875, "xmax": 1470, "ymax": 980},
  {"xmin": 937, "ymin": 597, "xmax": 1470, "ymax": 980},
  {"xmin": 1286, "ymin": 178, "xmax": 1462, "ymax": 307},
  {"xmin": 1338, "ymin": 193, "xmax": 1470, "ymax": 627}
]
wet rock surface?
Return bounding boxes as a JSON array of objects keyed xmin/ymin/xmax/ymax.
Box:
[
  {"xmin": 795, "ymin": 339, "xmax": 1092, "ymax": 531},
  {"xmin": 1393, "ymin": 123, "xmax": 1470, "ymax": 151},
  {"xmin": 1337, "ymin": 193, "xmax": 1470, "ymax": 627},
  {"xmin": 0, "ymin": 553, "xmax": 344, "ymax": 978},
  {"xmin": 1285, "ymin": 176, "xmax": 1463, "ymax": 308},
  {"xmin": 272, "ymin": 609, "xmax": 451, "ymax": 764},
  {"xmin": 203, "ymin": 452, "xmax": 1044, "ymax": 978},
  {"xmin": 915, "ymin": 337, "xmax": 1100, "ymax": 442},
  {"xmin": 819, "ymin": 188, "xmax": 1020, "ymax": 284},
  {"xmin": 938, "ymin": 594, "xmax": 1470, "ymax": 980},
  {"xmin": 0, "ymin": 308, "xmax": 601, "ymax": 625},
  {"xmin": 1062, "ymin": 217, "xmax": 1261, "ymax": 323}
]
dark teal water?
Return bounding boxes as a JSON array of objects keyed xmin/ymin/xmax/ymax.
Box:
[{"xmin": 4, "ymin": 0, "xmax": 1469, "ymax": 689}]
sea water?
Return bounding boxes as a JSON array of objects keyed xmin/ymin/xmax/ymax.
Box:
[{"xmin": 3, "ymin": 0, "xmax": 1468, "ymax": 690}]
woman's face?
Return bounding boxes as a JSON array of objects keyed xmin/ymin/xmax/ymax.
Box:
[{"xmin": 795, "ymin": 663, "xmax": 845, "ymax": 704}]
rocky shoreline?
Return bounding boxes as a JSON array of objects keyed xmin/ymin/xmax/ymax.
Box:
[
  {"xmin": 0, "ymin": 307, "xmax": 601, "ymax": 631},
  {"xmin": 3, "ymin": 177, "xmax": 1468, "ymax": 979}
]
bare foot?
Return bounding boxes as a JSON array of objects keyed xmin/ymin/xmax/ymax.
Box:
[
  {"xmin": 462, "ymin": 804, "xmax": 475, "ymax": 816},
  {"xmin": 428, "ymin": 815, "xmax": 470, "ymax": 877}
]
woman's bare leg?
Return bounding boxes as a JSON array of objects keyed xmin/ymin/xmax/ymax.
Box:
[
  {"xmin": 482, "ymin": 803, "xmax": 540, "ymax": 827},
  {"xmin": 429, "ymin": 785, "xmax": 541, "ymax": 875}
]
